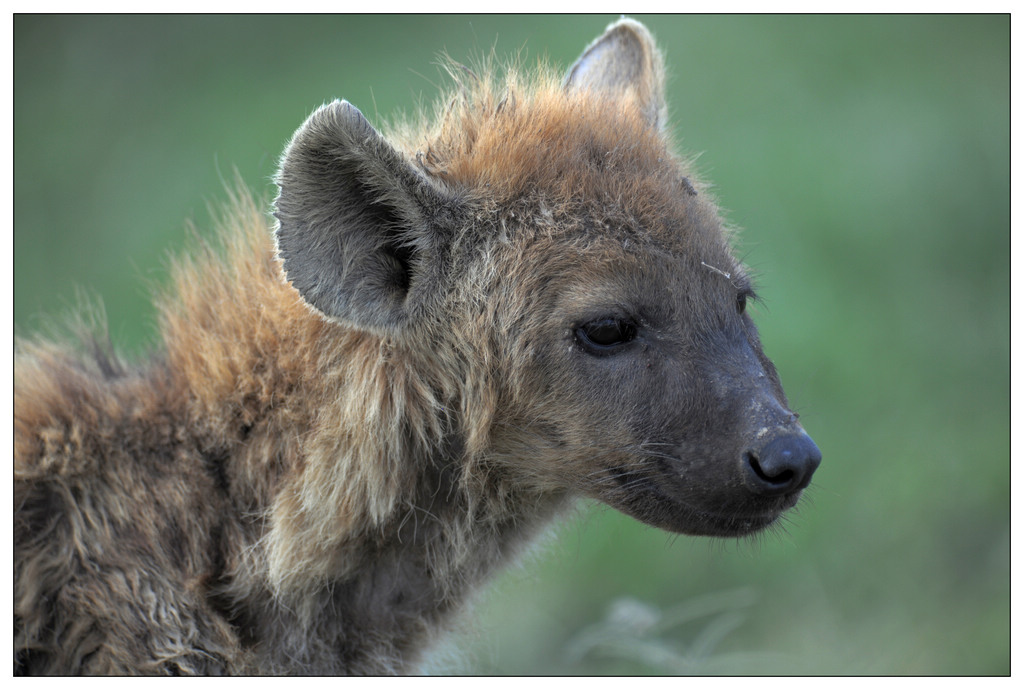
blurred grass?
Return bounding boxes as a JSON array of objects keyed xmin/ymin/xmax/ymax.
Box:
[{"xmin": 14, "ymin": 15, "xmax": 1008, "ymax": 675}]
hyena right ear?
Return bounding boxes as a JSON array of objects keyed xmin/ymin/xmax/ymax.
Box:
[
  {"xmin": 564, "ymin": 17, "xmax": 667, "ymax": 129},
  {"xmin": 274, "ymin": 99, "xmax": 460, "ymax": 337}
]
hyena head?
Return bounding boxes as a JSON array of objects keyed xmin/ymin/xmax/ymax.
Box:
[{"xmin": 274, "ymin": 19, "xmax": 820, "ymax": 538}]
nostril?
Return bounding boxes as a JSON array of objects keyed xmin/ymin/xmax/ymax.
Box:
[
  {"xmin": 746, "ymin": 452, "xmax": 794, "ymax": 486},
  {"xmin": 742, "ymin": 433, "xmax": 822, "ymax": 496}
]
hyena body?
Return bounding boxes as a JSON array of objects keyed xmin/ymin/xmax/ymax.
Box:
[{"xmin": 14, "ymin": 19, "xmax": 820, "ymax": 674}]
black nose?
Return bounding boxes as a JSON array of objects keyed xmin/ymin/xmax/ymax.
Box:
[{"xmin": 743, "ymin": 432, "xmax": 822, "ymax": 496}]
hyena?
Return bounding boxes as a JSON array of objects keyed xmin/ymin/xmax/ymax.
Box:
[{"xmin": 14, "ymin": 18, "xmax": 821, "ymax": 674}]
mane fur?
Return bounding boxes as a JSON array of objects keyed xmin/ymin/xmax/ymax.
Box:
[{"xmin": 15, "ymin": 49, "xmax": 703, "ymax": 674}]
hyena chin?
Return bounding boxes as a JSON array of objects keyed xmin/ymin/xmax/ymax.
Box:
[{"xmin": 15, "ymin": 18, "xmax": 820, "ymax": 675}]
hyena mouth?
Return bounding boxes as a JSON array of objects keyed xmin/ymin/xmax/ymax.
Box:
[
  {"xmin": 622, "ymin": 497, "xmax": 785, "ymax": 537},
  {"xmin": 654, "ymin": 499, "xmax": 792, "ymax": 537},
  {"xmin": 687, "ymin": 496, "xmax": 800, "ymax": 537},
  {"xmin": 602, "ymin": 464, "xmax": 801, "ymax": 537}
]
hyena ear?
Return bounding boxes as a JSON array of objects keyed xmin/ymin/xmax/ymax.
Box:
[
  {"xmin": 564, "ymin": 17, "xmax": 667, "ymax": 129},
  {"xmin": 274, "ymin": 99, "xmax": 458, "ymax": 336}
]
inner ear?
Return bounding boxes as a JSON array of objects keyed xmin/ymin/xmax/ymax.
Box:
[
  {"xmin": 564, "ymin": 17, "xmax": 667, "ymax": 129},
  {"xmin": 274, "ymin": 100, "xmax": 457, "ymax": 336},
  {"xmin": 360, "ymin": 190, "xmax": 417, "ymax": 294}
]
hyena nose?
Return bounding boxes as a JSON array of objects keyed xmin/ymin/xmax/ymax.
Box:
[{"xmin": 743, "ymin": 432, "xmax": 822, "ymax": 496}]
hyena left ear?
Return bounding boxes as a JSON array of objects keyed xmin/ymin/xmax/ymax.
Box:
[
  {"xmin": 274, "ymin": 99, "xmax": 460, "ymax": 337},
  {"xmin": 564, "ymin": 17, "xmax": 667, "ymax": 129}
]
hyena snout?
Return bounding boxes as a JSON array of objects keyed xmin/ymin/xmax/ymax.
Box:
[
  {"xmin": 708, "ymin": 345, "xmax": 821, "ymax": 502},
  {"xmin": 742, "ymin": 431, "xmax": 822, "ymax": 497}
]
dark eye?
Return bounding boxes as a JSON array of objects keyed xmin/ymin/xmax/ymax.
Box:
[
  {"xmin": 736, "ymin": 286, "xmax": 758, "ymax": 315},
  {"xmin": 576, "ymin": 318, "xmax": 638, "ymax": 354}
]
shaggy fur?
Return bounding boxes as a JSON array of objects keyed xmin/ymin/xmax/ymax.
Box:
[{"xmin": 15, "ymin": 19, "xmax": 820, "ymax": 675}]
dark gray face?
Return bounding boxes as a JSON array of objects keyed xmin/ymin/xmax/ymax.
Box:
[{"xmin": 507, "ymin": 242, "xmax": 821, "ymax": 537}]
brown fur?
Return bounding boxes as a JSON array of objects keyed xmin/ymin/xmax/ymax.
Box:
[{"xmin": 15, "ymin": 19, "xmax": 820, "ymax": 675}]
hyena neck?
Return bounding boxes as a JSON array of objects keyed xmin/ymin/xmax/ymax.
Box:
[
  {"xmin": 219, "ymin": 349, "xmax": 568, "ymax": 673},
  {"xmin": 160, "ymin": 202, "xmax": 568, "ymax": 672},
  {"xmin": 248, "ymin": 349, "xmax": 569, "ymax": 673},
  {"xmin": 244, "ymin": 444, "xmax": 570, "ymax": 674}
]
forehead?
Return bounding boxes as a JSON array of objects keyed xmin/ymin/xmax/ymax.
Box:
[
  {"xmin": 435, "ymin": 89, "xmax": 728, "ymax": 252},
  {"xmin": 421, "ymin": 77, "xmax": 744, "ymax": 292},
  {"xmin": 505, "ymin": 225, "xmax": 746, "ymax": 342},
  {"xmin": 517, "ymin": 174, "xmax": 741, "ymax": 300}
]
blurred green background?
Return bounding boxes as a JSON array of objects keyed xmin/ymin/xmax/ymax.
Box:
[{"xmin": 14, "ymin": 15, "xmax": 1008, "ymax": 675}]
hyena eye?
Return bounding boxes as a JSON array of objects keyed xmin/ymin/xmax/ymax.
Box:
[
  {"xmin": 736, "ymin": 288, "xmax": 756, "ymax": 315},
  {"xmin": 576, "ymin": 318, "xmax": 638, "ymax": 354},
  {"xmin": 736, "ymin": 292, "xmax": 748, "ymax": 314}
]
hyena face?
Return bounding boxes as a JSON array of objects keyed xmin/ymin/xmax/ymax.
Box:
[
  {"xmin": 491, "ymin": 222, "xmax": 820, "ymax": 537},
  {"xmin": 275, "ymin": 19, "xmax": 820, "ymax": 540}
]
